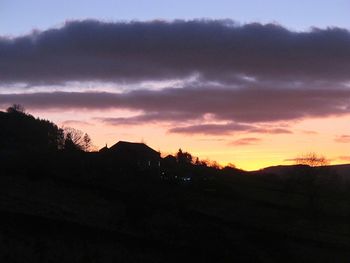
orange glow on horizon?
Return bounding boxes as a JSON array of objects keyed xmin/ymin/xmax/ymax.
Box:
[{"xmin": 20, "ymin": 108, "xmax": 350, "ymax": 171}]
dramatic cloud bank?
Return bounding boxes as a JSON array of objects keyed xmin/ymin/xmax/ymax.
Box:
[
  {"xmin": 1, "ymin": 19, "xmax": 350, "ymax": 135},
  {"xmin": 1, "ymin": 19, "xmax": 350, "ymax": 84}
]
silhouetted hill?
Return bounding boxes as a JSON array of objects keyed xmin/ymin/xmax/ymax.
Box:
[
  {"xmin": 257, "ymin": 164, "xmax": 310, "ymax": 176},
  {"xmin": 0, "ymin": 108, "xmax": 63, "ymax": 153},
  {"xmin": 2, "ymin": 108, "xmax": 350, "ymax": 262},
  {"xmin": 257, "ymin": 163, "xmax": 350, "ymax": 181},
  {"xmin": 324, "ymin": 164, "xmax": 350, "ymax": 181}
]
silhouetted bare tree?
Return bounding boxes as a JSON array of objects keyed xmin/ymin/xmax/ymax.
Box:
[
  {"xmin": 64, "ymin": 127, "xmax": 91, "ymax": 151},
  {"xmin": 294, "ymin": 152, "xmax": 329, "ymax": 167},
  {"xmin": 82, "ymin": 133, "xmax": 92, "ymax": 152},
  {"xmin": 289, "ymin": 152, "xmax": 338, "ymax": 214},
  {"xmin": 6, "ymin": 104, "xmax": 25, "ymax": 114}
]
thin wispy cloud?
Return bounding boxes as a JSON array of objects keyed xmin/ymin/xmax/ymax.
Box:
[
  {"xmin": 61, "ymin": 120, "xmax": 93, "ymax": 126},
  {"xmin": 249, "ymin": 128, "xmax": 292, "ymax": 134},
  {"xmin": 302, "ymin": 130, "xmax": 319, "ymax": 135},
  {"xmin": 335, "ymin": 135, "xmax": 350, "ymax": 143},
  {"xmin": 168, "ymin": 123, "xmax": 254, "ymax": 135},
  {"xmin": 230, "ymin": 137, "xmax": 262, "ymax": 146}
]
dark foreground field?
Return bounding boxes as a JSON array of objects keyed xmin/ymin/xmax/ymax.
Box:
[{"xmin": 1, "ymin": 167, "xmax": 350, "ymax": 263}]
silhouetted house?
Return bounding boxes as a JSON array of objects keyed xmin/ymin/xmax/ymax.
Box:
[
  {"xmin": 163, "ymin": 155, "xmax": 177, "ymax": 166},
  {"xmin": 106, "ymin": 141, "xmax": 161, "ymax": 170}
]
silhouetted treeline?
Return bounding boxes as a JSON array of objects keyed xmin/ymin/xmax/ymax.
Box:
[
  {"xmin": 0, "ymin": 105, "xmax": 64, "ymax": 152},
  {"xmin": 0, "ymin": 105, "xmax": 93, "ymax": 154}
]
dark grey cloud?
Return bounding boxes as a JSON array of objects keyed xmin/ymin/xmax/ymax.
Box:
[
  {"xmin": 168, "ymin": 123, "xmax": 254, "ymax": 135},
  {"xmin": 1, "ymin": 19, "xmax": 350, "ymax": 85},
  {"xmin": 95, "ymin": 115, "xmax": 293, "ymax": 135},
  {"xmin": 1, "ymin": 87, "xmax": 349, "ymax": 124},
  {"xmin": 167, "ymin": 123, "xmax": 292, "ymax": 135},
  {"xmin": 95, "ymin": 112, "xmax": 199, "ymax": 125}
]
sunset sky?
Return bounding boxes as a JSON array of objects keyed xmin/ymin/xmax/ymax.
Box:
[{"xmin": 1, "ymin": 0, "xmax": 350, "ymax": 170}]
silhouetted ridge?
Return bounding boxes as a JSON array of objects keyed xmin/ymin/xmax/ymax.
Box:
[
  {"xmin": 258, "ymin": 164, "xmax": 309, "ymax": 175},
  {"xmin": 0, "ymin": 108, "xmax": 64, "ymax": 153}
]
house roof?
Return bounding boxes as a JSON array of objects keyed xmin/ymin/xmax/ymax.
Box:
[
  {"xmin": 98, "ymin": 145, "xmax": 109, "ymax": 153},
  {"xmin": 108, "ymin": 141, "xmax": 160, "ymax": 160},
  {"xmin": 164, "ymin": 154, "xmax": 176, "ymax": 161}
]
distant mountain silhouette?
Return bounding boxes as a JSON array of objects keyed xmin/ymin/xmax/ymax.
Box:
[
  {"xmin": 259, "ymin": 163, "xmax": 350, "ymax": 181},
  {"xmin": 257, "ymin": 164, "xmax": 310, "ymax": 176}
]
